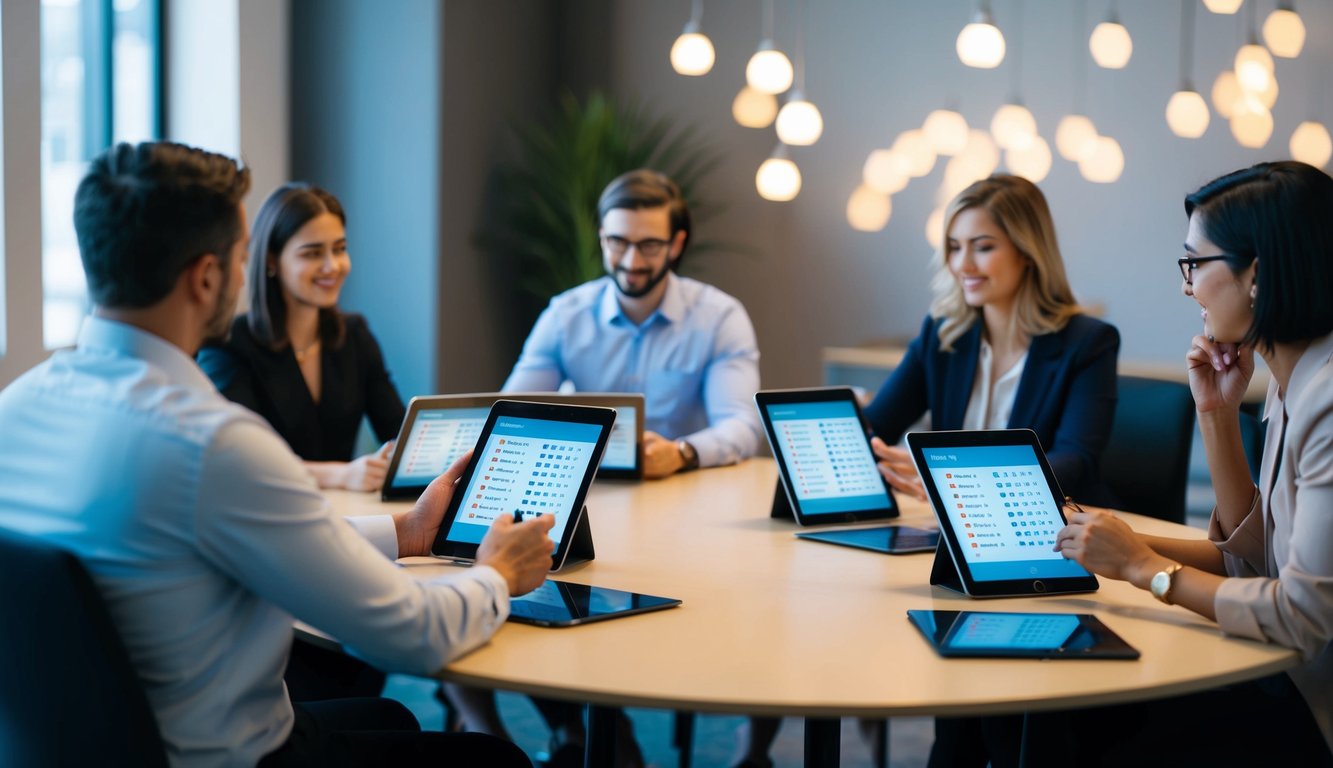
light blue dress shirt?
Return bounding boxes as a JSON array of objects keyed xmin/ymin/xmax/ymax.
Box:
[
  {"xmin": 503, "ymin": 273, "xmax": 763, "ymax": 468},
  {"xmin": 0, "ymin": 316, "xmax": 509, "ymax": 768}
]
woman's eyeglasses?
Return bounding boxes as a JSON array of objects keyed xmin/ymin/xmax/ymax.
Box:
[{"xmin": 1177, "ymin": 255, "xmax": 1230, "ymax": 284}]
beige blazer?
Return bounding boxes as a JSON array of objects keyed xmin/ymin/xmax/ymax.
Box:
[{"xmin": 1210, "ymin": 331, "xmax": 1333, "ymax": 750}]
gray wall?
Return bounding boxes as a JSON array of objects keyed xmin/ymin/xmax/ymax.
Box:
[{"xmin": 292, "ymin": 0, "xmax": 1333, "ymax": 395}]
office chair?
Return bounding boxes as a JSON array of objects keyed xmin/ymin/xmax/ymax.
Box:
[
  {"xmin": 0, "ymin": 527, "xmax": 168, "ymax": 767},
  {"xmin": 1100, "ymin": 375, "xmax": 1196, "ymax": 523}
]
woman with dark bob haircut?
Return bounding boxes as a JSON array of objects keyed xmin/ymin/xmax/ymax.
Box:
[
  {"xmin": 1043, "ymin": 161, "xmax": 1333, "ymax": 765},
  {"xmin": 199, "ymin": 183, "xmax": 405, "ymax": 491}
]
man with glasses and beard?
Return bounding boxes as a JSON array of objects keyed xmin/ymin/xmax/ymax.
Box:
[{"xmin": 504, "ymin": 169, "xmax": 762, "ymax": 479}]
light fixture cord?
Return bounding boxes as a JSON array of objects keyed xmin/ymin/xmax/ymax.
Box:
[
  {"xmin": 1010, "ymin": 0, "xmax": 1024, "ymax": 100},
  {"xmin": 796, "ymin": 0, "xmax": 807, "ymax": 92},
  {"xmin": 762, "ymin": 0, "xmax": 775, "ymax": 42},
  {"xmin": 690, "ymin": 0, "xmax": 703, "ymax": 26},
  {"xmin": 1072, "ymin": 0, "xmax": 1088, "ymax": 113},
  {"xmin": 1247, "ymin": 0, "xmax": 1258, "ymax": 43},
  {"xmin": 1178, "ymin": 0, "xmax": 1195, "ymax": 88}
]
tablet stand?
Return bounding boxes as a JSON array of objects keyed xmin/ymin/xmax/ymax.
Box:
[
  {"xmin": 929, "ymin": 541, "xmax": 967, "ymax": 595},
  {"xmin": 769, "ymin": 480, "xmax": 795, "ymax": 521},
  {"xmin": 555, "ymin": 505, "xmax": 596, "ymax": 570}
]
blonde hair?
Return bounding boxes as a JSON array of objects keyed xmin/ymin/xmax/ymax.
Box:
[{"xmin": 929, "ymin": 174, "xmax": 1082, "ymax": 351}]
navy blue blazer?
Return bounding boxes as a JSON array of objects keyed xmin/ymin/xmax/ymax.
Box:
[{"xmin": 864, "ymin": 313, "xmax": 1120, "ymax": 504}]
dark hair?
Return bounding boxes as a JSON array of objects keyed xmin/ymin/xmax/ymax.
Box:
[
  {"xmin": 597, "ymin": 169, "xmax": 691, "ymax": 268},
  {"xmin": 1185, "ymin": 161, "xmax": 1333, "ymax": 349},
  {"xmin": 246, "ymin": 183, "xmax": 348, "ymax": 350},
  {"xmin": 73, "ymin": 142, "xmax": 250, "ymax": 308}
]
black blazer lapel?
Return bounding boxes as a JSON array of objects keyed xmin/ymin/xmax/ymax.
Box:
[
  {"xmin": 937, "ymin": 323, "xmax": 982, "ymax": 429},
  {"xmin": 1009, "ymin": 330, "xmax": 1065, "ymax": 431}
]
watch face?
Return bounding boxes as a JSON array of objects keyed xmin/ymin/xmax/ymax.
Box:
[{"xmin": 1150, "ymin": 570, "xmax": 1170, "ymax": 600}]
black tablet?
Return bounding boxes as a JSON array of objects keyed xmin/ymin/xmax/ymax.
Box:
[
  {"xmin": 508, "ymin": 580, "xmax": 682, "ymax": 627},
  {"xmin": 754, "ymin": 387, "xmax": 900, "ymax": 526},
  {"xmin": 795, "ymin": 525, "xmax": 940, "ymax": 554},
  {"xmin": 431, "ymin": 400, "xmax": 616, "ymax": 571},
  {"xmin": 907, "ymin": 610, "xmax": 1140, "ymax": 660},
  {"xmin": 905, "ymin": 429, "xmax": 1099, "ymax": 597},
  {"xmin": 384, "ymin": 392, "xmax": 644, "ymax": 499}
]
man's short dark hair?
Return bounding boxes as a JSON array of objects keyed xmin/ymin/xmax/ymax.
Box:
[
  {"xmin": 597, "ymin": 169, "xmax": 691, "ymax": 268},
  {"xmin": 1185, "ymin": 161, "xmax": 1333, "ymax": 349},
  {"xmin": 74, "ymin": 141, "xmax": 251, "ymax": 308}
]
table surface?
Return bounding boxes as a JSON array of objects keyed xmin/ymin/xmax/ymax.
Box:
[{"xmin": 325, "ymin": 459, "xmax": 1295, "ymax": 719}]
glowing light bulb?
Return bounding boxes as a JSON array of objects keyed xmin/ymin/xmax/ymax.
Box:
[
  {"xmin": 670, "ymin": 23, "xmax": 715, "ymax": 76},
  {"xmin": 1211, "ymin": 70, "xmax": 1244, "ymax": 118},
  {"xmin": 1089, "ymin": 19, "xmax": 1133, "ymax": 69},
  {"xmin": 732, "ymin": 86, "xmax": 778, "ymax": 128},
  {"xmin": 923, "ymin": 109, "xmax": 970, "ymax": 155},
  {"xmin": 1055, "ymin": 114, "xmax": 1098, "ymax": 161},
  {"xmin": 775, "ymin": 92, "xmax": 824, "ymax": 146},
  {"xmin": 956, "ymin": 9, "xmax": 1005, "ymax": 69},
  {"xmin": 1202, "ymin": 0, "xmax": 1244, "ymax": 13},
  {"xmin": 926, "ymin": 207, "xmax": 947, "ymax": 250},
  {"xmin": 990, "ymin": 103, "xmax": 1037, "ymax": 150},
  {"xmin": 1006, "ymin": 135, "xmax": 1052, "ymax": 182},
  {"xmin": 863, "ymin": 150, "xmax": 910, "ymax": 195},
  {"xmin": 847, "ymin": 185, "xmax": 893, "ymax": 232},
  {"xmin": 1079, "ymin": 136, "xmax": 1124, "ymax": 183},
  {"xmin": 891, "ymin": 129, "xmax": 937, "ymax": 178},
  {"xmin": 1290, "ymin": 121, "xmax": 1332, "ymax": 168},
  {"xmin": 1235, "ymin": 43, "xmax": 1274, "ymax": 94},
  {"xmin": 1166, "ymin": 90, "xmax": 1210, "ymax": 138},
  {"xmin": 746, "ymin": 42, "xmax": 794, "ymax": 94},
  {"xmin": 756, "ymin": 148, "xmax": 801, "ymax": 201},
  {"xmin": 960, "ymin": 129, "xmax": 1001, "ymax": 177},
  {"xmin": 1230, "ymin": 98, "xmax": 1273, "ymax": 148},
  {"xmin": 1263, "ymin": 7, "xmax": 1305, "ymax": 58}
]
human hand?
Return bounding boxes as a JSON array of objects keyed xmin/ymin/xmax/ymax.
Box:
[
  {"xmin": 1054, "ymin": 504, "xmax": 1168, "ymax": 588},
  {"xmin": 1186, "ymin": 334, "xmax": 1254, "ymax": 414},
  {"xmin": 344, "ymin": 441, "xmax": 394, "ymax": 491},
  {"xmin": 394, "ymin": 450, "xmax": 470, "ymax": 557},
  {"xmin": 476, "ymin": 512, "xmax": 556, "ymax": 596},
  {"xmin": 642, "ymin": 430, "xmax": 685, "ymax": 479},
  {"xmin": 870, "ymin": 437, "xmax": 925, "ymax": 501}
]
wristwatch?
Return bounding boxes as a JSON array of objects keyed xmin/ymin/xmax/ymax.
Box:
[
  {"xmin": 677, "ymin": 440, "xmax": 699, "ymax": 472},
  {"xmin": 1149, "ymin": 563, "xmax": 1184, "ymax": 605}
]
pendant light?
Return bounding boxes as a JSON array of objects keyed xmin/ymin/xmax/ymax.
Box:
[
  {"xmin": 1235, "ymin": 4, "xmax": 1274, "ymax": 96},
  {"xmin": 956, "ymin": 1, "xmax": 1005, "ymax": 69},
  {"xmin": 1006, "ymin": 135, "xmax": 1052, "ymax": 182},
  {"xmin": 1290, "ymin": 121, "xmax": 1332, "ymax": 168},
  {"xmin": 1211, "ymin": 70, "xmax": 1244, "ymax": 118},
  {"xmin": 756, "ymin": 144, "xmax": 801, "ymax": 201},
  {"xmin": 847, "ymin": 185, "xmax": 893, "ymax": 232},
  {"xmin": 925, "ymin": 206, "xmax": 946, "ymax": 250},
  {"xmin": 1202, "ymin": 0, "xmax": 1244, "ymax": 14},
  {"xmin": 775, "ymin": 0, "xmax": 823, "ymax": 146},
  {"xmin": 1262, "ymin": 2, "xmax": 1305, "ymax": 59},
  {"xmin": 923, "ymin": 108, "xmax": 970, "ymax": 156},
  {"xmin": 1089, "ymin": 2, "xmax": 1132, "ymax": 69},
  {"xmin": 1166, "ymin": 0, "xmax": 1209, "ymax": 138},
  {"xmin": 1230, "ymin": 97, "xmax": 1273, "ymax": 148},
  {"xmin": 1078, "ymin": 135, "xmax": 1124, "ymax": 183},
  {"xmin": 746, "ymin": 0, "xmax": 793, "ymax": 95},
  {"xmin": 669, "ymin": 0, "xmax": 715, "ymax": 76},
  {"xmin": 991, "ymin": 2, "xmax": 1037, "ymax": 153},
  {"xmin": 891, "ymin": 129, "xmax": 937, "ymax": 178},
  {"xmin": 863, "ymin": 149, "xmax": 911, "ymax": 195},
  {"xmin": 732, "ymin": 86, "xmax": 779, "ymax": 128},
  {"xmin": 1057, "ymin": 1, "xmax": 1099, "ymax": 162}
]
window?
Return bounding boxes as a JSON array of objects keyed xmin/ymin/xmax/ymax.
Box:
[{"xmin": 40, "ymin": 0, "xmax": 159, "ymax": 348}]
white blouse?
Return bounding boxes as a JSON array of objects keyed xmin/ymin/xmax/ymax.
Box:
[{"xmin": 962, "ymin": 338, "xmax": 1028, "ymax": 431}]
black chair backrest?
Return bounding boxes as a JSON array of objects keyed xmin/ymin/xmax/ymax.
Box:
[
  {"xmin": 1100, "ymin": 375, "xmax": 1197, "ymax": 523},
  {"xmin": 0, "ymin": 527, "xmax": 168, "ymax": 767}
]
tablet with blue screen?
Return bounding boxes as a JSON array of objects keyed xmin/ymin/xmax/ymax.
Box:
[
  {"xmin": 907, "ymin": 610, "xmax": 1139, "ymax": 659},
  {"xmin": 754, "ymin": 387, "xmax": 900, "ymax": 526},
  {"xmin": 431, "ymin": 400, "xmax": 615, "ymax": 571},
  {"xmin": 906, "ymin": 429, "xmax": 1099, "ymax": 597}
]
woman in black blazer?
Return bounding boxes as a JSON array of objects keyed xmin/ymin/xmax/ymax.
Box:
[
  {"xmin": 199, "ymin": 184, "xmax": 405, "ymax": 491},
  {"xmin": 863, "ymin": 174, "xmax": 1119, "ymax": 506}
]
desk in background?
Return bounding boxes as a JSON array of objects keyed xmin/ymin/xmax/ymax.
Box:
[{"xmin": 323, "ymin": 459, "xmax": 1295, "ymax": 767}]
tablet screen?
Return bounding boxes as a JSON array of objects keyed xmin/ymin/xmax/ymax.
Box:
[
  {"xmin": 442, "ymin": 414, "xmax": 603, "ymax": 546},
  {"xmin": 388, "ymin": 407, "xmax": 488, "ymax": 491},
  {"xmin": 916, "ymin": 443, "xmax": 1091, "ymax": 582},
  {"xmin": 763, "ymin": 399, "xmax": 892, "ymax": 517},
  {"xmin": 944, "ymin": 612, "xmax": 1080, "ymax": 651},
  {"xmin": 508, "ymin": 581, "xmax": 682, "ymax": 626},
  {"xmin": 600, "ymin": 405, "xmax": 639, "ymax": 472}
]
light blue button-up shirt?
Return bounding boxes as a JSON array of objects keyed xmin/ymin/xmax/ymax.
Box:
[
  {"xmin": 0, "ymin": 316, "xmax": 509, "ymax": 767},
  {"xmin": 503, "ymin": 273, "xmax": 763, "ymax": 468}
]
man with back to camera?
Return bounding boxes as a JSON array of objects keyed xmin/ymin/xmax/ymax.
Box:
[
  {"xmin": 503, "ymin": 168, "xmax": 764, "ymax": 478},
  {"xmin": 0, "ymin": 141, "xmax": 554, "ymax": 766}
]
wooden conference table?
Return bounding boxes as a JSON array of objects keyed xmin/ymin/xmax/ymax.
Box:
[{"xmin": 324, "ymin": 459, "xmax": 1296, "ymax": 766}]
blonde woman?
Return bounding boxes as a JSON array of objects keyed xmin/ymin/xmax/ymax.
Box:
[{"xmin": 865, "ymin": 174, "xmax": 1119, "ymax": 506}]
